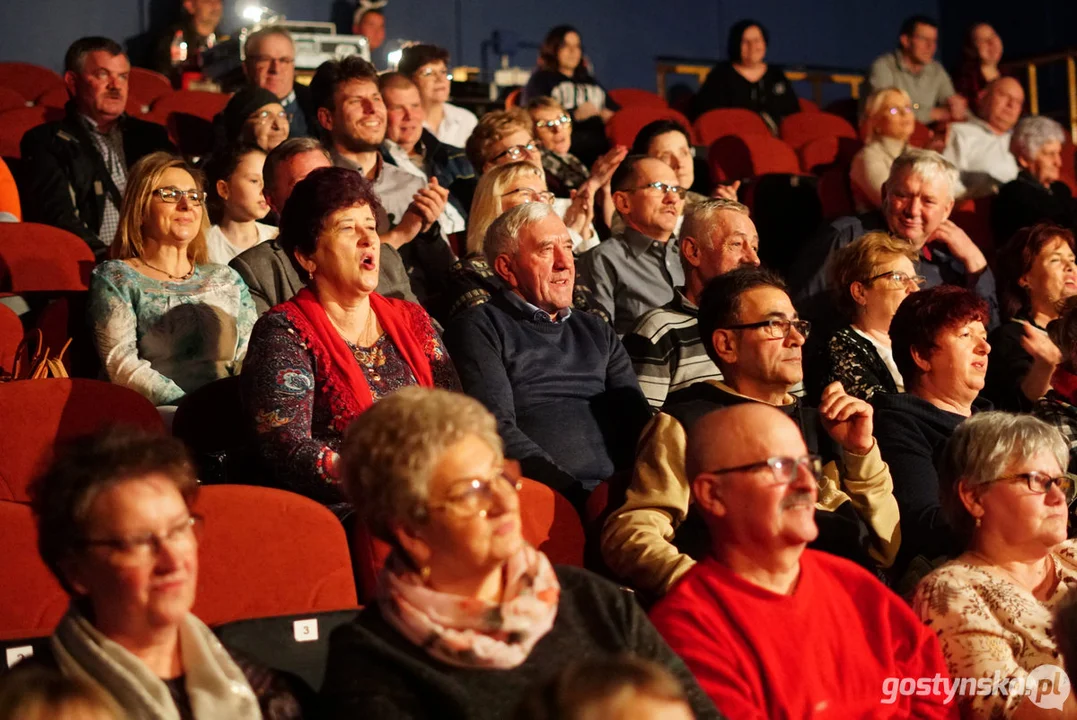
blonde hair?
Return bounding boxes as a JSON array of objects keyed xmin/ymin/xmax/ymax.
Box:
[
  {"xmin": 464, "ymin": 108, "xmax": 533, "ymax": 171},
  {"xmin": 860, "ymin": 87, "xmax": 913, "ymax": 143},
  {"xmin": 526, "ymin": 96, "xmax": 567, "ymax": 116},
  {"xmin": 110, "ymin": 151, "xmax": 209, "ymax": 264},
  {"xmin": 465, "ymin": 161, "xmax": 545, "ymax": 255},
  {"xmin": 828, "ymin": 231, "xmax": 919, "ymax": 319},
  {"xmin": 0, "ymin": 666, "xmax": 121, "ymax": 719}
]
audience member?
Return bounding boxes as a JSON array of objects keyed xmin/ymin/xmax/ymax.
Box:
[
  {"xmin": 648, "ymin": 403, "xmax": 954, "ymax": 718},
  {"xmin": 352, "ymin": 8, "xmax": 386, "ymax": 53},
  {"xmin": 953, "ymin": 22, "xmax": 1009, "ymax": 106},
  {"xmin": 849, "ymin": 87, "xmax": 916, "ymax": 212},
  {"xmin": 0, "ymin": 666, "xmax": 121, "ymax": 719},
  {"xmin": 623, "ymin": 198, "xmax": 759, "ymax": 410},
  {"xmin": 912, "ymin": 412, "xmax": 1077, "ymax": 718},
  {"xmin": 241, "ymin": 167, "xmax": 457, "ymax": 513},
  {"xmin": 514, "ymin": 656, "xmax": 695, "ymax": 720},
  {"xmin": 25, "ymin": 428, "xmax": 309, "ymax": 717},
  {"xmin": 398, "ymin": 44, "xmax": 477, "ymax": 149},
  {"xmin": 153, "ymin": 0, "xmax": 222, "ymax": 85},
  {"xmin": 229, "ymin": 137, "xmax": 415, "ymax": 314},
  {"xmin": 942, "ymin": 77, "xmax": 1024, "ymax": 198},
  {"xmin": 523, "ymin": 25, "xmax": 616, "ymax": 166},
  {"xmin": 823, "ymin": 231, "xmax": 922, "ymax": 400},
  {"xmin": 203, "ymin": 145, "xmax": 277, "ymax": 264},
  {"xmin": 379, "ymin": 71, "xmax": 474, "ymax": 234},
  {"xmin": 1036, "ymin": 296, "xmax": 1077, "ymax": 472},
  {"xmin": 985, "ymin": 224, "xmax": 1074, "ymax": 411},
  {"xmin": 794, "ymin": 149, "xmax": 997, "ymax": 328},
  {"xmin": 21, "ymin": 37, "xmax": 173, "ymax": 259},
  {"xmin": 444, "ymin": 203, "xmax": 651, "ymax": 502},
  {"xmin": 320, "ymin": 387, "xmax": 718, "ymax": 718},
  {"xmin": 88, "ymin": 152, "xmax": 255, "ymax": 411},
  {"xmin": 527, "ymin": 97, "xmax": 588, "ymax": 196},
  {"xmin": 601, "ymin": 267, "xmax": 901, "ymax": 597},
  {"xmin": 243, "ymin": 27, "xmax": 316, "ymax": 138},
  {"xmin": 217, "ymin": 86, "xmax": 289, "ymax": 153},
  {"xmin": 692, "ymin": 19, "xmax": 799, "ymax": 131},
  {"xmin": 867, "ymin": 16, "xmax": 968, "ymax": 124},
  {"xmin": 993, "ymin": 115, "xmax": 1077, "ymax": 244},
  {"xmin": 872, "ymin": 285, "xmax": 991, "ymax": 577},
  {"xmin": 578, "ymin": 156, "xmax": 686, "ymax": 335}
]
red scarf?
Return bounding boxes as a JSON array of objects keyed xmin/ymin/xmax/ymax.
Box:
[
  {"xmin": 280, "ymin": 288, "xmax": 436, "ymax": 432},
  {"xmin": 1052, "ymin": 367, "xmax": 1077, "ymax": 405}
]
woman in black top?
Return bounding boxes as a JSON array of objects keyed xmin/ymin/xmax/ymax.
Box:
[{"xmin": 693, "ymin": 19, "xmax": 799, "ymax": 132}]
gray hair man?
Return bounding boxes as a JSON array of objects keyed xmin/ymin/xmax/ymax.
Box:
[
  {"xmin": 444, "ymin": 203, "xmax": 651, "ymax": 504},
  {"xmin": 243, "ymin": 27, "xmax": 315, "ymax": 138}
]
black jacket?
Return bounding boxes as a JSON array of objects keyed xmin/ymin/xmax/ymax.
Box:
[
  {"xmin": 19, "ymin": 103, "xmax": 174, "ymax": 258},
  {"xmin": 993, "ymin": 171, "xmax": 1077, "ymax": 247},
  {"xmin": 692, "ymin": 62, "xmax": 799, "ymax": 126}
]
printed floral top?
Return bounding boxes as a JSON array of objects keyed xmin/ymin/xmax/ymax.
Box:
[
  {"xmin": 911, "ymin": 540, "xmax": 1077, "ymax": 718},
  {"xmin": 88, "ymin": 260, "xmax": 256, "ymax": 406},
  {"xmin": 241, "ymin": 305, "xmax": 459, "ymax": 511}
]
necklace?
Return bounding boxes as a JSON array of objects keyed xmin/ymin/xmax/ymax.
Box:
[
  {"xmin": 966, "ymin": 551, "xmax": 1054, "ymax": 595},
  {"xmin": 326, "ymin": 303, "xmax": 378, "ymax": 347},
  {"xmin": 140, "ymin": 258, "xmax": 194, "ymax": 281}
]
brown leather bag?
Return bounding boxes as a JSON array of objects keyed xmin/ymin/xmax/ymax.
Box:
[{"xmin": 2, "ymin": 329, "xmax": 71, "ymax": 381}]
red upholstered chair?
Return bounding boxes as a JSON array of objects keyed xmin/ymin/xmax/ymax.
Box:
[
  {"xmin": 0, "ymin": 106, "xmax": 64, "ymax": 159},
  {"xmin": 822, "ymin": 97, "xmax": 859, "ymax": 125},
  {"xmin": 779, "ymin": 111, "xmax": 858, "ymax": 150},
  {"xmin": 798, "ymin": 135, "xmax": 862, "ymax": 175},
  {"xmin": 0, "ymin": 501, "xmax": 68, "ymax": 639},
  {"xmin": 0, "ymin": 156, "xmax": 20, "ymax": 220},
  {"xmin": 351, "ymin": 477, "xmax": 585, "ymax": 603},
  {"xmin": 798, "ymin": 97, "xmax": 819, "ymax": 113},
  {"xmin": 0, "ymin": 379, "xmax": 164, "ymax": 503},
  {"xmin": 909, "ymin": 121, "xmax": 934, "ymax": 149},
  {"xmin": 951, "ymin": 196, "xmax": 997, "ymax": 265},
  {"xmin": 708, "ymin": 134, "xmax": 800, "ymax": 183},
  {"xmin": 127, "ymin": 68, "xmax": 173, "ymax": 115},
  {"xmin": 607, "ymin": 88, "xmax": 667, "ymax": 109},
  {"xmin": 606, "ymin": 107, "xmax": 694, "ymax": 147},
  {"xmin": 145, "ymin": 89, "xmax": 230, "ymax": 123},
  {"xmin": 0, "ymin": 63, "xmax": 64, "ymax": 105},
  {"xmin": 0, "ymin": 87, "xmax": 29, "ymax": 114},
  {"xmin": 1061, "ymin": 139, "xmax": 1077, "ymax": 196},
  {"xmin": 692, "ymin": 108, "xmax": 771, "ymax": 147},
  {"xmin": 34, "ymin": 86, "xmax": 69, "ymax": 111},
  {"xmin": 191, "ymin": 485, "xmax": 358, "ymax": 626},
  {"xmin": 0, "ymin": 303, "xmax": 22, "ymax": 375},
  {"xmin": 0, "ymin": 223, "xmax": 95, "ymax": 293}
]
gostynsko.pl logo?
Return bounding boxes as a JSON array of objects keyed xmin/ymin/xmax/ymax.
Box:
[{"xmin": 881, "ymin": 665, "xmax": 1071, "ymax": 710}]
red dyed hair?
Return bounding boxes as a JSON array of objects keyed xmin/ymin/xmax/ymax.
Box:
[
  {"xmin": 995, "ymin": 223, "xmax": 1076, "ymax": 320},
  {"xmin": 889, "ymin": 285, "xmax": 989, "ymax": 388}
]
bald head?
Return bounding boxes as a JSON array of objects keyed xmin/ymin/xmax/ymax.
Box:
[
  {"xmin": 687, "ymin": 404, "xmax": 806, "ymax": 480},
  {"xmin": 979, "ymin": 76, "xmax": 1024, "ymax": 134}
]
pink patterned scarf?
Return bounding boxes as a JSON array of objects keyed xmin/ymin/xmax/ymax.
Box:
[{"xmin": 377, "ymin": 544, "xmax": 561, "ymax": 669}]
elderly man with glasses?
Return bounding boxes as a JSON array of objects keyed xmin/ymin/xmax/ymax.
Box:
[
  {"xmin": 242, "ymin": 27, "xmax": 316, "ymax": 138},
  {"xmin": 601, "ymin": 265, "xmax": 901, "ymax": 599},
  {"xmin": 648, "ymin": 401, "xmax": 955, "ymax": 718}
]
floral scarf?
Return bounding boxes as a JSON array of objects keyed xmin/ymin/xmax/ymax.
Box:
[{"xmin": 378, "ymin": 544, "xmax": 561, "ymax": 669}]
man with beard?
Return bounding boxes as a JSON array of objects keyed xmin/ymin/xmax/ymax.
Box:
[{"xmin": 21, "ymin": 37, "xmax": 173, "ymax": 259}]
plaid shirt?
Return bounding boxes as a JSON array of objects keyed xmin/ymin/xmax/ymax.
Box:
[
  {"xmin": 81, "ymin": 115, "xmax": 127, "ymax": 246},
  {"xmin": 1035, "ymin": 390, "xmax": 1077, "ymax": 471}
]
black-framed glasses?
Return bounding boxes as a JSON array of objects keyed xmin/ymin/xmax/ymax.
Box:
[
  {"xmin": 721, "ymin": 318, "xmax": 811, "ymax": 341},
  {"xmin": 626, "ymin": 181, "xmax": 688, "ymax": 199},
  {"xmin": 82, "ymin": 515, "xmax": 203, "ymax": 566},
  {"xmin": 995, "ymin": 472, "xmax": 1077, "ymax": 504},
  {"xmin": 535, "ymin": 114, "xmax": 572, "ymax": 130},
  {"xmin": 427, "ymin": 471, "xmax": 524, "ymax": 518},
  {"xmin": 152, "ymin": 187, "xmax": 205, "ymax": 205},
  {"xmin": 249, "ymin": 109, "xmax": 292, "ymax": 125},
  {"xmin": 866, "ymin": 270, "xmax": 926, "ymax": 288},
  {"xmin": 704, "ymin": 454, "xmax": 823, "ymax": 487},
  {"xmin": 500, "ymin": 188, "xmax": 555, "ymax": 205},
  {"xmin": 491, "ymin": 142, "xmax": 541, "ymax": 163}
]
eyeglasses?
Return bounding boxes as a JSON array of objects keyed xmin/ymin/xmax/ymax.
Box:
[
  {"xmin": 721, "ymin": 318, "xmax": 811, "ymax": 340},
  {"xmin": 704, "ymin": 454, "xmax": 823, "ymax": 487},
  {"xmin": 152, "ymin": 187, "xmax": 205, "ymax": 205},
  {"xmin": 501, "ymin": 188, "xmax": 555, "ymax": 205},
  {"xmin": 417, "ymin": 67, "xmax": 453, "ymax": 81},
  {"xmin": 249, "ymin": 55, "xmax": 295, "ymax": 68},
  {"xmin": 82, "ymin": 515, "xmax": 203, "ymax": 566},
  {"xmin": 534, "ymin": 114, "xmax": 572, "ymax": 130},
  {"xmin": 885, "ymin": 105, "xmax": 915, "ymax": 116},
  {"xmin": 249, "ymin": 109, "xmax": 292, "ymax": 126},
  {"xmin": 491, "ymin": 142, "xmax": 541, "ymax": 163},
  {"xmin": 626, "ymin": 181, "xmax": 688, "ymax": 199},
  {"xmin": 995, "ymin": 472, "xmax": 1077, "ymax": 504},
  {"xmin": 866, "ymin": 270, "xmax": 926, "ymax": 288},
  {"xmin": 427, "ymin": 471, "xmax": 524, "ymax": 518}
]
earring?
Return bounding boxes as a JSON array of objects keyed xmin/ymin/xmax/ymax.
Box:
[
  {"xmin": 975, "ymin": 516, "xmax": 982, "ymax": 528},
  {"xmin": 420, "ymin": 565, "xmax": 431, "ymax": 582}
]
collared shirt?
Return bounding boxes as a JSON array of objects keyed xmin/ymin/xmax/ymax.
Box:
[
  {"xmin": 867, "ymin": 50, "xmax": 957, "ymax": 124},
  {"xmin": 501, "ymin": 281, "xmax": 572, "ymax": 324},
  {"xmin": 281, "ymin": 88, "xmax": 308, "ymax": 138},
  {"xmin": 423, "ymin": 102, "xmax": 478, "ymax": 149},
  {"xmin": 382, "ymin": 139, "xmax": 467, "ymax": 235},
  {"xmin": 942, "ymin": 115, "xmax": 1019, "ymax": 198},
  {"xmin": 80, "ymin": 114, "xmax": 127, "ymax": 247},
  {"xmin": 577, "ymin": 227, "xmax": 684, "ymax": 336}
]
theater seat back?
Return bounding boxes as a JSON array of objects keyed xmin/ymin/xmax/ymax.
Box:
[{"xmin": 0, "ymin": 501, "xmax": 68, "ymax": 638}]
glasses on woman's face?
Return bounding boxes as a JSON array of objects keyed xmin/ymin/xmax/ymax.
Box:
[
  {"xmin": 152, "ymin": 187, "xmax": 205, "ymax": 206},
  {"xmin": 721, "ymin": 317, "xmax": 811, "ymax": 341},
  {"xmin": 249, "ymin": 109, "xmax": 292, "ymax": 126},
  {"xmin": 885, "ymin": 105, "xmax": 914, "ymax": 117},
  {"xmin": 417, "ymin": 67, "xmax": 452, "ymax": 81},
  {"xmin": 995, "ymin": 472, "xmax": 1077, "ymax": 504},
  {"xmin": 627, "ymin": 181, "xmax": 688, "ymax": 199},
  {"xmin": 534, "ymin": 115, "xmax": 572, "ymax": 130},
  {"xmin": 500, "ymin": 188, "xmax": 555, "ymax": 205},
  {"xmin": 427, "ymin": 471, "xmax": 523, "ymax": 518},
  {"xmin": 491, "ymin": 142, "xmax": 541, "ymax": 163},
  {"xmin": 867, "ymin": 270, "xmax": 926, "ymax": 289},
  {"xmin": 82, "ymin": 515, "xmax": 203, "ymax": 567},
  {"xmin": 704, "ymin": 454, "xmax": 823, "ymax": 487}
]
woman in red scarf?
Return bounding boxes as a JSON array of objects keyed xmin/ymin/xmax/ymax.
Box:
[{"xmin": 241, "ymin": 167, "xmax": 459, "ymax": 514}]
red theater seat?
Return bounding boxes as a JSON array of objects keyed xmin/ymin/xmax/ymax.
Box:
[
  {"xmin": 798, "ymin": 135, "xmax": 862, "ymax": 175},
  {"xmin": 608, "ymin": 88, "xmax": 668, "ymax": 109},
  {"xmin": 0, "ymin": 223, "xmax": 95, "ymax": 293},
  {"xmin": 708, "ymin": 134, "xmax": 800, "ymax": 182},
  {"xmin": 0, "ymin": 87, "xmax": 29, "ymax": 114},
  {"xmin": 780, "ymin": 111, "xmax": 858, "ymax": 150},
  {"xmin": 693, "ymin": 108, "xmax": 771, "ymax": 147},
  {"xmin": 0, "ymin": 304, "xmax": 22, "ymax": 375},
  {"xmin": 606, "ymin": 106, "xmax": 694, "ymax": 147},
  {"xmin": 128, "ymin": 68, "xmax": 173, "ymax": 115},
  {"xmin": 145, "ymin": 89, "xmax": 230, "ymax": 123},
  {"xmin": 0, "ymin": 106, "xmax": 65, "ymax": 159},
  {"xmin": 0, "ymin": 63, "xmax": 64, "ymax": 105},
  {"xmin": 0, "ymin": 501, "xmax": 68, "ymax": 639}
]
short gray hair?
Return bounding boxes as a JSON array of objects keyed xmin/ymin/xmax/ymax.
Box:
[
  {"xmin": 263, "ymin": 137, "xmax": 329, "ymax": 197},
  {"xmin": 681, "ymin": 198, "xmax": 750, "ymax": 249},
  {"xmin": 886, "ymin": 148, "xmax": 959, "ymax": 201},
  {"xmin": 244, "ymin": 26, "xmax": 295, "ymax": 59},
  {"xmin": 339, "ymin": 387, "xmax": 504, "ymax": 544},
  {"xmin": 1011, "ymin": 116, "xmax": 1066, "ymax": 163},
  {"xmin": 939, "ymin": 411, "xmax": 1068, "ymax": 545},
  {"xmin": 483, "ymin": 201, "xmax": 559, "ymax": 266}
]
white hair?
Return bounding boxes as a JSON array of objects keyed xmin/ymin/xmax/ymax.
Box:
[
  {"xmin": 1011, "ymin": 116, "xmax": 1066, "ymax": 163},
  {"xmin": 886, "ymin": 148, "xmax": 960, "ymax": 201},
  {"xmin": 483, "ymin": 202, "xmax": 559, "ymax": 266},
  {"xmin": 681, "ymin": 198, "xmax": 750, "ymax": 249}
]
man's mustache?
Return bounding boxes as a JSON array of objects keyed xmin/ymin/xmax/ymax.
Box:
[{"xmin": 780, "ymin": 490, "xmax": 814, "ymax": 509}]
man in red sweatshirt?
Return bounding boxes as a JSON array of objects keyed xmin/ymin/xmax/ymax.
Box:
[{"xmin": 649, "ymin": 402, "xmax": 959, "ymax": 719}]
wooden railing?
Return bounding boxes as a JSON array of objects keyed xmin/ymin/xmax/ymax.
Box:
[
  {"xmin": 655, "ymin": 57, "xmax": 866, "ymax": 105},
  {"xmin": 1002, "ymin": 50, "xmax": 1077, "ymax": 143}
]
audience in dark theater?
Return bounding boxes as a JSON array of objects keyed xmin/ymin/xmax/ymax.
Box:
[{"xmin": 9, "ymin": 5, "xmax": 1077, "ymax": 716}]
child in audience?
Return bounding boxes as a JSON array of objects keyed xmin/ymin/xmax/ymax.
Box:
[{"xmin": 204, "ymin": 145, "xmax": 278, "ymax": 265}]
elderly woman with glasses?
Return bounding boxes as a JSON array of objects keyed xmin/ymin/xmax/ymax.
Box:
[
  {"xmin": 912, "ymin": 412, "xmax": 1077, "ymax": 719},
  {"xmin": 398, "ymin": 44, "xmax": 477, "ymax": 149},
  {"xmin": 319, "ymin": 387, "xmax": 718, "ymax": 719},
  {"xmin": 850, "ymin": 87, "xmax": 917, "ymax": 212},
  {"xmin": 217, "ymin": 86, "xmax": 290, "ymax": 153},
  {"xmin": 823, "ymin": 231, "xmax": 923, "ymax": 401},
  {"xmin": 88, "ymin": 152, "xmax": 255, "ymax": 414},
  {"xmin": 871, "ymin": 285, "xmax": 992, "ymax": 578},
  {"xmin": 22, "ymin": 428, "xmax": 309, "ymax": 719}
]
